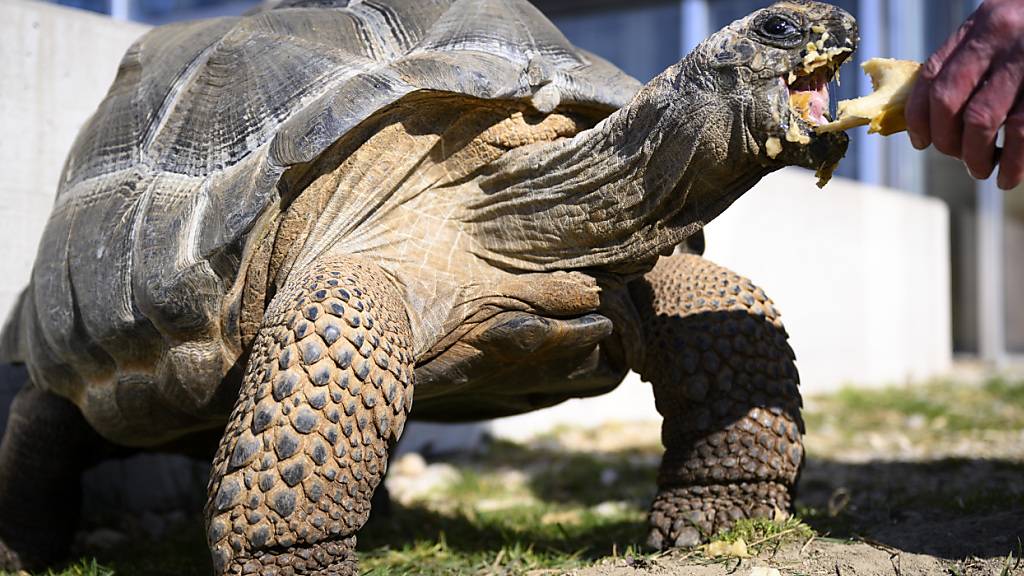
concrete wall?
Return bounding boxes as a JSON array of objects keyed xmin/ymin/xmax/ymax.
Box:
[
  {"xmin": 704, "ymin": 169, "xmax": 953, "ymax": 391},
  {"xmin": 0, "ymin": 0, "xmax": 149, "ymax": 319}
]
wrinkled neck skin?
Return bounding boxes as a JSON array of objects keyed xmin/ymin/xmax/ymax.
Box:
[{"xmin": 464, "ymin": 47, "xmax": 772, "ymax": 276}]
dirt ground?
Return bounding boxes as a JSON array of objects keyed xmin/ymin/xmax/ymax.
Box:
[
  {"xmin": 577, "ymin": 539, "xmax": 1014, "ymax": 576},
  {"xmin": 16, "ymin": 377, "xmax": 1024, "ymax": 576},
  {"xmin": 580, "ymin": 445, "xmax": 1024, "ymax": 576}
]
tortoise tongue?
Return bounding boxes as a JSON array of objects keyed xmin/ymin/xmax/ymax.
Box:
[{"xmin": 790, "ymin": 81, "xmax": 830, "ymax": 125}]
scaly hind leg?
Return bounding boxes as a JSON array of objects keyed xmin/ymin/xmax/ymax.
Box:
[
  {"xmin": 206, "ymin": 256, "xmax": 414, "ymax": 575},
  {"xmin": 0, "ymin": 382, "xmax": 104, "ymax": 570},
  {"xmin": 630, "ymin": 254, "xmax": 804, "ymax": 549}
]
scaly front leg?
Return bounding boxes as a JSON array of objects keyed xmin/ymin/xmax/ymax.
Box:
[
  {"xmin": 206, "ymin": 256, "xmax": 414, "ymax": 575},
  {"xmin": 630, "ymin": 254, "xmax": 803, "ymax": 549}
]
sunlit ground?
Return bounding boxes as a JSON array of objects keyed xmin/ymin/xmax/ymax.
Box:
[{"xmin": 5, "ymin": 376, "xmax": 1024, "ymax": 575}]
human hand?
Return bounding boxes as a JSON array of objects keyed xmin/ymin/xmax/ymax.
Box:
[{"xmin": 905, "ymin": 0, "xmax": 1024, "ymax": 190}]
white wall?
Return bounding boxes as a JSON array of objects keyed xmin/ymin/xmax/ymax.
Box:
[
  {"xmin": 0, "ymin": 0, "xmax": 149, "ymax": 319},
  {"xmin": 704, "ymin": 169, "xmax": 953, "ymax": 392}
]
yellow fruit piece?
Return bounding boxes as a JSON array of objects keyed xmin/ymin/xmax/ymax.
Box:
[
  {"xmin": 706, "ymin": 538, "xmax": 751, "ymax": 558},
  {"xmin": 790, "ymin": 91, "xmax": 815, "ymax": 123},
  {"xmin": 816, "ymin": 58, "xmax": 920, "ymax": 136}
]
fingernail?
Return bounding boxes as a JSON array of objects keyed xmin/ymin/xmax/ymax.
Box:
[{"xmin": 908, "ymin": 133, "xmax": 925, "ymax": 149}]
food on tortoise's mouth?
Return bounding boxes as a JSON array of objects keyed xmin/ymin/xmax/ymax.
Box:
[
  {"xmin": 816, "ymin": 58, "xmax": 920, "ymax": 136},
  {"xmin": 788, "ymin": 66, "xmax": 834, "ymax": 130},
  {"xmin": 773, "ymin": 36, "xmax": 852, "ymax": 187},
  {"xmin": 785, "ymin": 34, "xmax": 852, "ymax": 129}
]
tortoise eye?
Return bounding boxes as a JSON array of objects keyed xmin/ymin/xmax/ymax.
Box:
[{"xmin": 761, "ymin": 15, "xmax": 799, "ymax": 38}]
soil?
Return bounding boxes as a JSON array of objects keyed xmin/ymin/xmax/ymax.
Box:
[{"xmin": 575, "ymin": 539, "xmax": 1014, "ymax": 576}]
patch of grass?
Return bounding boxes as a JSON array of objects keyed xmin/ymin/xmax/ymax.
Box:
[
  {"xmin": 796, "ymin": 504, "xmax": 859, "ymax": 540},
  {"xmin": 457, "ymin": 436, "xmax": 659, "ymax": 509},
  {"xmin": 1, "ymin": 559, "xmax": 115, "ymax": 576},
  {"xmin": 982, "ymin": 377, "xmax": 1024, "ymax": 409},
  {"xmin": 713, "ymin": 516, "xmax": 814, "ymax": 552},
  {"xmin": 354, "ymin": 447, "xmax": 654, "ymax": 575},
  {"xmin": 360, "ymin": 536, "xmax": 585, "ymax": 575},
  {"xmin": 17, "ymin": 376, "xmax": 1024, "ymax": 575},
  {"xmin": 358, "ymin": 501, "xmax": 648, "ymax": 575},
  {"xmin": 806, "ymin": 376, "xmax": 1024, "ymax": 437}
]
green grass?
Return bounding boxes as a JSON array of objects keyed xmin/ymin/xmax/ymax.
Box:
[
  {"xmin": 355, "ymin": 451, "xmax": 653, "ymax": 575},
  {"xmin": 10, "ymin": 376, "xmax": 1024, "ymax": 575},
  {"xmin": 712, "ymin": 517, "xmax": 814, "ymax": 551},
  {"xmin": 14, "ymin": 559, "xmax": 115, "ymax": 576},
  {"xmin": 804, "ymin": 376, "xmax": 1024, "ymax": 434}
]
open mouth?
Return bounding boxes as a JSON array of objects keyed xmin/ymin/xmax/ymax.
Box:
[
  {"xmin": 787, "ymin": 66, "xmax": 834, "ymax": 126},
  {"xmin": 768, "ymin": 36, "xmax": 854, "ymax": 186},
  {"xmin": 781, "ymin": 36, "xmax": 854, "ymax": 138}
]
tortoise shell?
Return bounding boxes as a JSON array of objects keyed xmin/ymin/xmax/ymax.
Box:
[{"xmin": 9, "ymin": 0, "xmax": 640, "ymax": 441}]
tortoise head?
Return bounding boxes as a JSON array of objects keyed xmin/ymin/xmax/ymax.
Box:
[
  {"xmin": 454, "ymin": 2, "xmax": 862, "ymax": 273},
  {"xmin": 690, "ymin": 0, "xmax": 858, "ymax": 180}
]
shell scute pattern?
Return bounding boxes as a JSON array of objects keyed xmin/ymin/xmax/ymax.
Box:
[{"xmin": 19, "ymin": 0, "xmax": 638, "ymax": 442}]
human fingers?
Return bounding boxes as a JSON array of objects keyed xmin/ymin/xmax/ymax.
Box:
[
  {"xmin": 961, "ymin": 49, "xmax": 1024, "ymax": 179},
  {"xmin": 997, "ymin": 97, "xmax": 1024, "ymax": 190},
  {"xmin": 927, "ymin": 29, "xmax": 1000, "ymax": 157},
  {"xmin": 907, "ymin": 18, "xmax": 974, "ymax": 149}
]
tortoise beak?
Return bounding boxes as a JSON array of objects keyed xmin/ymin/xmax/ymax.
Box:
[
  {"xmin": 793, "ymin": 129, "xmax": 849, "ymax": 186},
  {"xmin": 772, "ymin": 5, "xmax": 858, "ymax": 185}
]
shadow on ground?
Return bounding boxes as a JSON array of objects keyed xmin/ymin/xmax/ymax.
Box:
[
  {"xmin": 798, "ymin": 457, "xmax": 1024, "ymax": 560},
  {"xmin": 63, "ymin": 447, "xmax": 1024, "ymax": 575}
]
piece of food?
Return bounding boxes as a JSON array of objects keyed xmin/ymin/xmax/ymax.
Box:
[
  {"xmin": 816, "ymin": 58, "xmax": 920, "ymax": 135},
  {"xmin": 779, "ymin": 31, "xmax": 854, "ymax": 187},
  {"xmin": 787, "ymin": 38, "xmax": 853, "ymax": 131}
]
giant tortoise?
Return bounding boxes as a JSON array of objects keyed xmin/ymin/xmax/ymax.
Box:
[{"xmin": 0, "ymin": 0, "xmax": 856, "ymax": 573}]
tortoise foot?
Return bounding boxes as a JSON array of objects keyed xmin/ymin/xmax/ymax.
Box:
[
  {"xmin": 646, "ymin": 482, "xmax": 791, "ymax": 550},
  {"xmin": 225, "ymin": 537, "xmax": 357, "ymax": 576}
]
